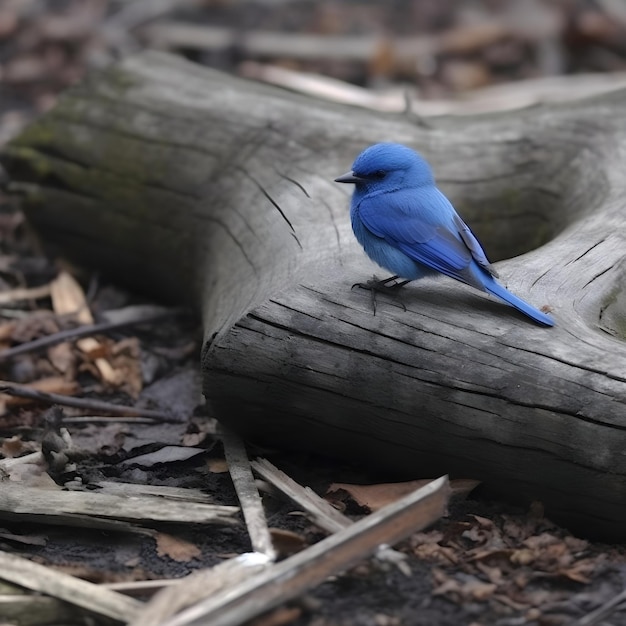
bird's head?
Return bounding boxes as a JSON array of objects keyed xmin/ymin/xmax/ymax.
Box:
[{"xmin": 334, "ymin": 143, "xmax": 434, "ymax": 194}]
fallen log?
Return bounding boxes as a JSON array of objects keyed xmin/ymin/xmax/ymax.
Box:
[{"xmin": 2, "ymin": 51, "xmax": 625, "ymax": 540}]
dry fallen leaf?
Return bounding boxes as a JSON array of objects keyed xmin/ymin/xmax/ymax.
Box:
[
  {"xmin": 327, "ymin": 479, "xmax": 433, "ymax": 511},
  {"xmin": 156, "ymin": 532, "xmax": 201, "ymax": 562},
  {"xmin": 328, "ymin": 478, "xmax": 479, "ymax": 511},
  {"xmin": 109, "ymin": 337, "xmax": 143, "ymax": 397},
  {"xmin": 206, "ymin": 457, "xmax": 229, "ymax": 474},
  {"xmin": 47, "ymin": 342, "xmax": 76, "ymax": 375},
  {"xmin": 10, "ymin": 311, "xmax": 60, "ymax": 344},
  {"xmin": 0, "ymin": 321, "xmax": 17, "ymax": 342},
  {"xmin": 50, "ymin": 271, "xmax": 92, "ymax": 323},
  {"xmin": 269, "ymin": 528, "xmax": 308, "ymax": 557},
  {"xmin": 0, "ymin": 434, "xmax": 35, "ymax": 458},
  {"xmin": 432, "ymin": 567, "xmax": 497, "ymax": 601},
  {"xmin": 50, "ymin": 271, "xmax": 126, "ymax": 387}
]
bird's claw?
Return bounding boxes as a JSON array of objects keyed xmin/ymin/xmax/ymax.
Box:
[{"xmin": 352, "ymin": 275, "xmax": 409, "ymax": 315}]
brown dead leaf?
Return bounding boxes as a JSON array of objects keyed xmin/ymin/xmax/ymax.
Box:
[
  {"xmin": 79, "ymin": 339, "xmax": 110, "ymax": 360},
  {"xmin": 555, "ymin": 561, "xmax": 595, "ymax": 584},
  {"xmin": 522, "ymin": 532, "xmax": 560, "ymax": 550},
  {"xmin": 0, "ymin": 321, "xmax": 17, "ymax": 341},
  {"xmin": 412, "ymin": 531, "xmax": 461, "ymax": 565},
  {"xmin": 564, "ymin": 535, "xmax": 589, "ymax": 553},
  {"xmin": 269, "ymin": 528, "xmax": 308, "ymax": 557},
  {"xmin": 432, "ymin": 568, "xmax": 497, "ymax": 602},
  {"xmin": 183, "ymin": 431, "xmax": 208, "ymax": 447},
  {"xmin": 50, "ymin": 271, "xmax": 92, "ymax": 322},
  {"xmin": 156, "ymin": 532, "xmax": 201, "ymax": 562},
  {"xmin": 50, "ymin": 272, "xmax": 127, "ymax": 387},
  {"xmin": 10, "ymin": 311, "xmax": 60, "ymax": 343},
  {"xmin": 47, "ymin": 342, "xmax": 76, "ymax": 375},
  {"xmin": 474, "ymin": 561, "xmax": 505, "ymax": 585},
  {"xmin": 509, "ymin": 548, "xmax": 535, "ymax": 565},
  {"xmin": 327, "ymin": 478, "xmax": 478, "ymax": 512},
  {"xmin": 0, "ymin": 434, "xmax": 35, "ymax": 458},
  {"xmin": 109, "ymin": 337, "xmax": 142, "ymax": 397},
  {"xmin": 207, "ymin": 457, "xmax": 229, "ymax": 473},
  {"xmin": 183, "ymin": 417, "xmax": 217, "ymax": 447},
  {"xmin": 467, "ymin": 548, "xmax": 515, "ymax": 565},
  {"xmin": 413, "ymin": 540, "xmax": 460, "ymax": 566},
  {"xmin": 327, "ymin": 479, "xmax": 433, "ymax": 511}
]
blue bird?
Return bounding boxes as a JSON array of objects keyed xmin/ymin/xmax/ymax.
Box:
[{"xmin": 334, "ymin": 143, "xmax": 554, "ymax": 326}]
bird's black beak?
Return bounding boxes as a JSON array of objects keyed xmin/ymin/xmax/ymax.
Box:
[{"xmin": 334, "ymin": 171, "xmax": 365, "ymax": 184}]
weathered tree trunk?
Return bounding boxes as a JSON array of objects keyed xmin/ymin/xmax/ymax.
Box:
[{"xmin": 2, "ymin": 52, "xmax": 625, "ymax": 540}]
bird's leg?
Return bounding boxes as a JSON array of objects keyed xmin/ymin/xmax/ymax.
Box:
[{"xmin": 351, "ymin": 275, "xmax": 410, "ymax": 315}]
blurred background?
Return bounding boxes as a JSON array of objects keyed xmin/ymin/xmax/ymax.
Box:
[{"xmin": 2, "ymin": 0, "xmax": 626, "ymax": 145}]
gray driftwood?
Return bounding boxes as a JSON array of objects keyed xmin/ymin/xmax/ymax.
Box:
[{"xmin": 1, "ymin": 52, "xmax": 625, "ymax": 539}]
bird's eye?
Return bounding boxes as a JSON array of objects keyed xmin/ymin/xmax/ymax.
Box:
[{"xmin": 373, "ymin": 170, "xmax": 386, "ymax": 179}]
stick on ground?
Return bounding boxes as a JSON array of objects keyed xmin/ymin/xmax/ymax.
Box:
[{"xmin": 221, "ymin": 427, "xmax": 276, "ymax": 560}]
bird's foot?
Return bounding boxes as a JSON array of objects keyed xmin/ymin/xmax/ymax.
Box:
[{"xmin": 351, "ymin": 275, "xmax": 409, "ymax": 315}]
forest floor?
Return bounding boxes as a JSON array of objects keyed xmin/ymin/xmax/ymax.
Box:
[{"xmin": 1, "ymin": 1, "xmax": 626, "ymax": 625}]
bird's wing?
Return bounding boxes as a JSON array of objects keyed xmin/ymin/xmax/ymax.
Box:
[
  {"xmin": 452, "ymin": 214, "xmax": 498, "ymax": 277},
  {"xmin": 358, "ymin": 187, "xmax": 496, "ymax": 278}
]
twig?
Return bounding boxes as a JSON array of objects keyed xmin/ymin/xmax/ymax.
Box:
[
  {"xmin": 0, "ymin": 382, "xmax": 178, "ymax": 421},
  {"xmin": 157, "ymin": 476, "xmax": 449, "ymax": 626},
  {"xmin": 221, "ymin": 427, "xmax": 277, "ymax": 560},
  {"xmin": 571, "ymin": 587, "xmax": 626, "ymax": 626},
  {"xmin": 0, "ymin": 550, "xmax": 143, "ymax": 622},
  {"xmin": 0, "ymin": 305, "xmax": 182, "ymax": 362}
]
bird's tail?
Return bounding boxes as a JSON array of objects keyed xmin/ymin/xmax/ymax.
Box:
[{"xmin": 483, "ymin": 279, "xmax": 555, "ymax": 327}]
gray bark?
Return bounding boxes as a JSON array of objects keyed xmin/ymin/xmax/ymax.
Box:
[{"xmin": 2, "ymin": 51, "xmax": 625, "ymax": 540}]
